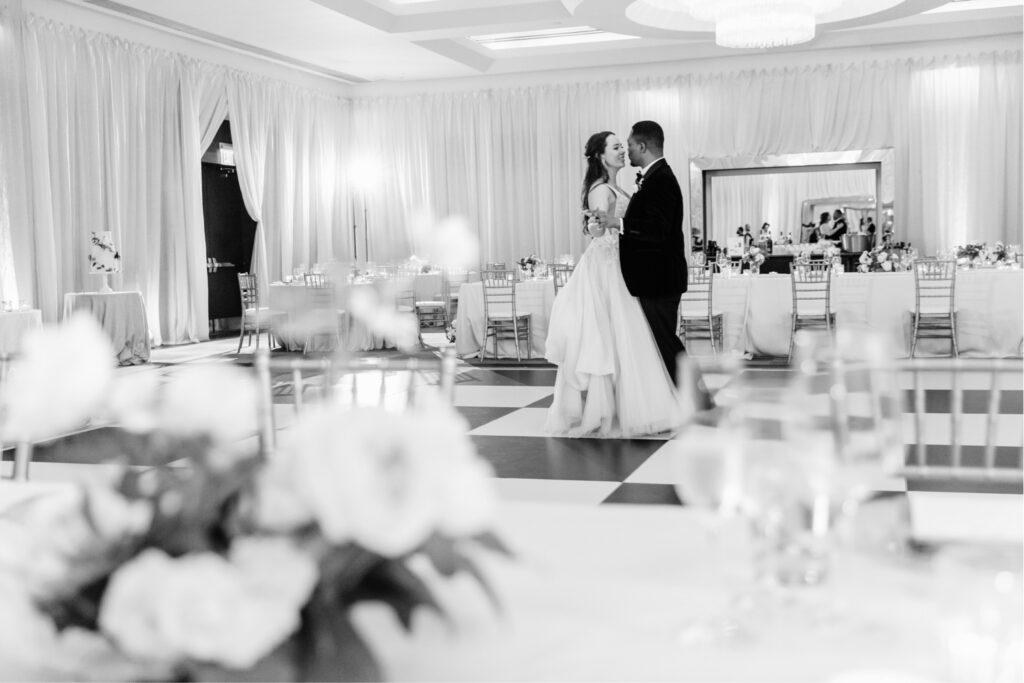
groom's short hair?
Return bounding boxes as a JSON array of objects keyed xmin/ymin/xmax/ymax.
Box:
[{"xmin": 630, "ymin": 120, "xmax": 664, "ymax": 151}]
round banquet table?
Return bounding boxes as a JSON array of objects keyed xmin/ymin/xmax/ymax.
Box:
[
  {"xmin": 693, "ymin": 269, "xmax": 1023, "ymax": 358},
  {"xmin": 454, "ymin": 279, "xmax": 555, "ymax": 360},
  {"xmin": 270, "ymin": 276, "xmax": 430, "ymax": 352},
  {"xmin": 62, "ymin": 292, "xmax": 150, "ymax": 365}
]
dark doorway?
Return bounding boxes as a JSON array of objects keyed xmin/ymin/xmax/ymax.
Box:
[{"xmin": 202, "ymin": 120, "xmax": 256, "ymax": 336}]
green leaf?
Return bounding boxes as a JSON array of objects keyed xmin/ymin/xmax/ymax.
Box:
[
  {"xmin": 420, "ymin": 533, "xmax": 461, "ymax": 577},
  {"xmin": 452, "ymin": 552, "xmax": 504, "ymax": 616},
  {"xmin": 318, "ymin": 544, "xmax": 384, "ymax": 601},
  {"xmin": 420, "ymin": 536, "xmax": 506, "ymax": 615},
  {"xmin": 297, "ymin": 595, "xmax": 382, "ymax": 682},
  {"xmin": 471, "ymin": 530, "xmax": 515, "ymax": 558},
  {"xmin": 345, "ymin": 560, "xmax": 447, "ymax": 632}
]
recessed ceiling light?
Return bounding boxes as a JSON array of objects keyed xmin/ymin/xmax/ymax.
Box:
[{"xmin": 471, "ymin": 26, "xmax": 638, "ymax": 50}]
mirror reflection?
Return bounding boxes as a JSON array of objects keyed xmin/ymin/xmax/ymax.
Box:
[
  {"xmin": 708, "ymin": 168, "xmax": 875, "ymax": 246},
  {"xmin": 689, "ymin": 149, "xmax": 895, "ymax": 256}
]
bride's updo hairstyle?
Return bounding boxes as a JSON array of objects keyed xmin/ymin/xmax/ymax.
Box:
[{"xmin": 581, "ymin": 131, "xmax": 614, "ymax": 233}]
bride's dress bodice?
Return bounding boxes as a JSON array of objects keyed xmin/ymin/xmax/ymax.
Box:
[{"xmin": 588, "ymin": 187, "xmax": 629, "ymax": 257}]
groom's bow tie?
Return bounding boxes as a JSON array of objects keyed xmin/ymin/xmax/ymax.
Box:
[{"xmin": 635, "ymin": 171, "xmax": 644, "ymax": 187}]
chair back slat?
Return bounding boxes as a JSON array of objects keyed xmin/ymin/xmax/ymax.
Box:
[
  {"xmin": 787, "ymin": 262, "xmax": 834, "ymax": 360},
  {"xmin": 549, "ymin": 264, "xmax": 574, "ymax": 294},
  {"xmin": 677, "ymin": 267, "xmax": 721, "ymax": 353},
  {"xmin": 910, "ymin": 259, "xmax": 958, "ymax": 357},
  {"xmin": 900, "ymin": 359, "xmax": 1023, "ymax": 484},
  {"xmin": 254, "ymin": 347, "xmax": 458, "ymax": 458},
  {"xmin": 238, "ymin": 273, "xmax": 260, "ymax": 308}
]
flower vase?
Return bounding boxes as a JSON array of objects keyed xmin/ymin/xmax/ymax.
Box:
[{"xmin": 750, "ymin": 263, "xmax": 761, "ymax": 275}]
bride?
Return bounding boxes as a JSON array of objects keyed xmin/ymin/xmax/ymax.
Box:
[{"xmin": 544, "ymin": 131, "xmax": 683, "ymax": 437}]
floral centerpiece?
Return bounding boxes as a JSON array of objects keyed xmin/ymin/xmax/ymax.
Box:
[
  {"xmin": 858, "ymin": 246, "xmax": 905, "ymax": 273},
  {"xmin": 985, "ymin": 242, "xmax": 1021, "ymax": 267},
  {"xmin": 517, "ymin": 254, "xmax": 545, "ymax": 278},
  {"xmin": 744, "ymin": 246, "xmax": 766, "ymax": 272},
  {"xmin": 954, "ymin": 241, "xmax": 1021, "ymax": 268},
  {"xmin": 955, "ymin": 241, "xmax": 984, "ymax": 265},
  {"xmin": 0, "ymin": 315, "xmax": 506, "ymax": 682}
]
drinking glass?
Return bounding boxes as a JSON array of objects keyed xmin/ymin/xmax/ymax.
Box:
[
  {"xmin": 671, "ymin": 355, "xmax": 770, "ymax": 646},
  {"xmin": 761, "ymin": 328, "xmax": 904, "ymax": 591}
]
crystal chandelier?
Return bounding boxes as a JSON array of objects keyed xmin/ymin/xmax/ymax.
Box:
[{"xmin": 682, "ymin": 0, "xmax": 844, "ymax": 49}]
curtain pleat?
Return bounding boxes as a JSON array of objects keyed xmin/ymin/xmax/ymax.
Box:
[
  {"xmin": 0, "ymin": 6, "xmax": 1020, "ymax": 321},
  {"xmin": 352, "ymin": 50, "xmax": 1021, "ymax": 264}
]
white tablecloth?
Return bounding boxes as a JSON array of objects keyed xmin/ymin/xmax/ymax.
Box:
[
  {"xmin": 454, "ymin": 279, "xmax": 555, "ymax": 359},
  {"xmin": 63, "ymin": 292, "xmax": 150, "ymax": 365},
  {"xmin": 357, "ymin": 498, "xmax": 1022, "ymax": 682},
  {"xmin": 0, "ymin": 310, "xmax": 42, "ymax": 355},
  {"xmin": 693, "ymin": 269, "xmax": 1023, "ymax": 358}
]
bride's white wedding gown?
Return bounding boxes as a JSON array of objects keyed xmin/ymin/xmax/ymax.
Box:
[{"xmin": 544, "ymin": 186, "xmax": 683, "ymax": 437}]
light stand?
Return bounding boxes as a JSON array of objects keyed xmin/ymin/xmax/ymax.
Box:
[
  {"xmin": 363, "ymin": 189, "xmax": 370, "ymax": 263},
  {"xmin": 352, "ymin": 209, "xmax": 359, "ymax": 262}
]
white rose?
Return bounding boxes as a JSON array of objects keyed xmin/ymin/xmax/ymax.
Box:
[
  {"xmin": 881, "ymin": 261, "xmax": 893, "ymax": 271},
  {"xmin": 0, "ymin": 487, "xmax": 148, "ymax": 601},
  {"xmin": 100, "ymin": 546, "xmax": 312, "ymax": 670},
  {"xmin": 252, "ymin": 460, "xmax": 316, "ymax": 533},
  {"xmin": 409, "ymin": 405, "xmax": 496, "ymax": 536},
  {"xmin": 229, "ymin": 537, "xmax": 318, "ymax": 607},
  {"xmin": 2, "ymin": 314, "xmax": 114, "ymax": 441},
  {"xmin": 0, "ymin": 575, "xmax": 61, "ymax": 679},
  {"xmin": 283, "ymin": 407, "xmax": 441, "ymax": 556},
  {"xmin": 103, "ymin": 372, "xmax": 160, "ymax": 432}
]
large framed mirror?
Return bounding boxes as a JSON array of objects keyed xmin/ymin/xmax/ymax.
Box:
[{"xmin": 688, "ymin": 149, "xmax": 895, "ymax": 250}]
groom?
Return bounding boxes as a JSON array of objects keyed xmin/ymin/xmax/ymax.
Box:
[{"xmin": 593, "ymin": 120, "xmax": 688, "ymax": 383}]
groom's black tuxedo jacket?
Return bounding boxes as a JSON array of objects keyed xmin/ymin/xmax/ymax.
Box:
[{"xmin": 620, "ymin": 159, "xmax": 688, "ymax": 299}]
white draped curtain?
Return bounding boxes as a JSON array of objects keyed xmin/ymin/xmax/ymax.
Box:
[
  {"xmin": 352, "ymin": 48, "xmax": 1021, "ymax": 265},
  {"xmin": 0, "ymin": 6, "xmax": 1020, "ymax": 331},
  {"xmin": 0, "ymin": 6, "xmax": 352, "ymax": 342}
]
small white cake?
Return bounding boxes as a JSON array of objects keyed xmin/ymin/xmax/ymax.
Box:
[{"xmin": 88, "ymin": 231, "xmax": 121, "ymax": 273}]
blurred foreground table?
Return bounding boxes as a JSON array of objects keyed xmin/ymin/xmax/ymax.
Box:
[
  {"xmin": 63, "ymin": 292, "xmax": 150, "ymax": 365},
  {"xmin": 358, "ymin": 499, "xmax": 1022, "ymax": 682}
]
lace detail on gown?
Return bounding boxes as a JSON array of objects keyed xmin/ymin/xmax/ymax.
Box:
[{"xmin": 544, "ymin": 186, "xmax": 682, "ymax": 438}]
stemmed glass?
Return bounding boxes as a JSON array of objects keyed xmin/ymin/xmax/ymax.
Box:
[
  {"xmin": 748, "ymin": 327, "xmax": 906, "ymax": 621},
  {"xmin": 671, "ymin": 354, "xmax": 770, "ymax": 646}
]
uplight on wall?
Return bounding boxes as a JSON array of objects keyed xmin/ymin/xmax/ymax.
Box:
[{"xmin": 350, "ymin": 158, "xmax": 384, "ymax": 262}]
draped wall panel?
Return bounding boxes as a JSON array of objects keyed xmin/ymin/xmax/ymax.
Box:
[
  {"xmin": 0, "ymin": 2, "xmax": 1020, "ymax": 341},
  {"xmin": 353, "ymin": 50, "xmax": 1021, "ymax": 265},
  {"xmin": 0, "ymin": 7, "xmax": 351, "ymax": 339}
]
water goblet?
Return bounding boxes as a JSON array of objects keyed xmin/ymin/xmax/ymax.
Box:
[{"xmin": 670, "ymin": 355, "xmax": 773, "ymax": 646}]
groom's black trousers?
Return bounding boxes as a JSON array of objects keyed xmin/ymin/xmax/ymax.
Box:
[{"xmin": 638, "ymin": 296, "xmax": 685, "ymax": 386}]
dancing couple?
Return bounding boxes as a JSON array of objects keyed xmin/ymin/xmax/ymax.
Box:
[{"xmin": 545, "ymin": 120, "xmax": 689, "ymax": 438}]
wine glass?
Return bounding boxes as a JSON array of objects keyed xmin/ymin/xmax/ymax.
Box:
[
  {"xmin": 671, "ymin": 355, "xmax": 770, "ymax": 646},
  {"xmin": 757, "ymin": 328, "xmax": 904, "ymax": 603}
]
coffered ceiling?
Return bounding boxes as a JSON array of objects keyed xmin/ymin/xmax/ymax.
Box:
[{"xmin": 71, "ymin": 0, "xmax": 1023, "ymax": 84}]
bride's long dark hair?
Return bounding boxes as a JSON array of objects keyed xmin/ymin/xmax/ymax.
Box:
[{"xmin": 581, "ymin": 131, "xmax": 614, "ymax": 233}]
